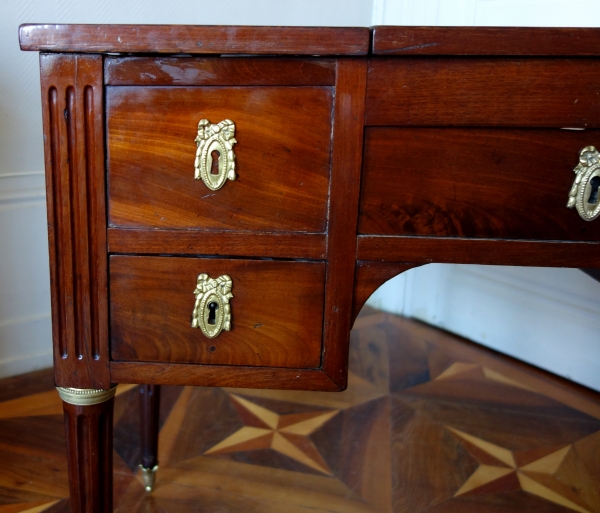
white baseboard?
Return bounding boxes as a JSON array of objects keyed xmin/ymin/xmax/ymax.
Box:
[
  {"xmin": 367, "ymin": 265, "xmax": 600, "ymax": 392},
  {"xmin": 0, "ymin": 349, "xmax": 53, "ymax": 379},
  {"xmin": 0, "ymin": 172, "xmax": 45, "ymax": 206},
  {"xmin": 0, "ymin": 173, "xmax": 52, "ymax": 378},
  {"xmin": 0, "ymin": 313, "xmax": 53, "ymax": 379}
]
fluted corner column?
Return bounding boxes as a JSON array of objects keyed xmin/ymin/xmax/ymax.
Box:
[{"xmin": 58, "ymin": 386, "xmax": 117, "ymax": 513}]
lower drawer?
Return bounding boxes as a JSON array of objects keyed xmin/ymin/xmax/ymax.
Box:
[
  {"xmin": 359, "ymin": 127, "xmax": 600, "ymax": 240},
  {"xmin": 110, "ymin": 256, "xmax": 325, "ymax": 368}
]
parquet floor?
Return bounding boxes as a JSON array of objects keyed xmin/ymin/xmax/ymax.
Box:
[{"xmin": 0, "ymin": 307, "xmax": 599, "ymax": 512}]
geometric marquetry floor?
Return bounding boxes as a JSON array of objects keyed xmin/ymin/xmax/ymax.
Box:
[{"xmin": 0, "ymin": 307, "xmax": 599, "ymax": 512}]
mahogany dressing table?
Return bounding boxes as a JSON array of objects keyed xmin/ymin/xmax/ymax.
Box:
[{"xmin": 18, "ymin": 24, "xmax": 600, "ymax": 512}]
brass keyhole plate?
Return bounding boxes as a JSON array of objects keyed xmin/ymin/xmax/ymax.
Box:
[
  {"xmin": 194, "ymin": 119, "xmax": 237, "ymax": 191},
  {"xmin": 567, "ymin": 146, "xmax": 600, "ymax": 221},
  {"xmin": 191, "ymin": 274, "xmax": 233, "ymax": 339}
]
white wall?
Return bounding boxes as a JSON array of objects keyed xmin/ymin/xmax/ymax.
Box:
[
  {"xmin": 0, "ymin": 0, "xmax": 373, "ymax": 379},
  {"xmin": 366, "ymin": 0, "xmax": 600, "ymax": 392},
  {"xmin": 372, "ymin": 0, "xmax": 600, "ymax": 26},
  {"xmin": 368, "ymin": 265, "xmax": 600, "ymax": 390}
]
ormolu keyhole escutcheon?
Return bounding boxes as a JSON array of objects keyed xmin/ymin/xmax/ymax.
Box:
[
  {"xmin": 567, "ymin": 146, "xmax": 600, "ymax": 221},
  {"xmin": 191, "ymin": 274, "xmax": 233, "ymax": 339},
  {"xmin": 194, "ymin": 119, "xmax": 237, "ymax": 191}
]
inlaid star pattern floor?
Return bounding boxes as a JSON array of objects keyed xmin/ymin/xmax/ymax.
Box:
[
  {"xmin": 0, "ymin": 307, "xmax": 599, "ymax": 512},
  {"xmin": 204, "ymin": 394, "xmax": 339, "ymax": 474},
  {"xmin": 449, "ymin": 427, "xmax": 592, "ymax": 513}
]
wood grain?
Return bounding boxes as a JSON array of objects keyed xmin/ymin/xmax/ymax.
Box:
[
  {"xmin": 321, "ymin": 59, "xmax": 368, "ymax": 390},
  {"xmin": 110, "ymin": 256, "xmax": 326, "ymax": 368},
  {"xmin": 19, "ymin": 25, "xmax": 370, "ymax": 55},
  {"xmin": 352, "ymin": 262, "xmax": 420, "ymax": 322},
  {"xmin": 63, "ymin": 398, "xmax": 114, "ymax": 513},
  {"xmin": 110, "ymin": 363, "xmax": 341, "ymax": 391},
  {"xmin": 39, "ymin": 54, "xmax": 109, "ymax": 389},
  {"xmin": 107, "ymin": 229, "xmax": 326, "ymax": 260},
  {"xmin": 107, "ymin": 86, "xmax": 332, "ymax": 233},
  {"xmin": 372, "ymin": 26, "xmax": 600, "ymax": 56},
  {"xmin": 366, "ymin": 58, "xmax": 600, "ymax": 127},
  {"xmin": 105, "ymin": 57, "xmax": 336, "ymax": 86},
  {"xmin": 359, "ymin": 128, "xmax": 600, "ymax": 240},
  {"xmin": 357, "ymin": 235, "xmax": 600, "ymax": 268}
]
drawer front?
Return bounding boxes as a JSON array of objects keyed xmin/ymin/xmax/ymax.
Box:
[
  {"xmin": 366, "ymin": 58, "xmax": 600, "ymax": 127},
  {"xmin": 107, "ymin": 86, "xmax": 332, "ymax": 233},
  {"xmin": 110, "ymin": 256, "xmax": 325, "ymax": 368},
  {"xmin": 359, "ymin": 128, "xmax": 600, "ymax": 241}
]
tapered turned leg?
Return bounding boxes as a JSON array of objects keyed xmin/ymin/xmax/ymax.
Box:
[
  {"xmin": 58, "ymin": 387, "xmax": 117, "ymax": 513},
  {"xmin": 139, "ymin": 385, "xmax": 161, "ymax": 492}
]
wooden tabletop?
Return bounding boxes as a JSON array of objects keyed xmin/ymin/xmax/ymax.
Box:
[
  {"xmin": 371, "ymin": 26, "xmax": 600, "ymax": 55},
  {"xmin": 19, "ymin": 24, "xmax": 600, "ymax": 56},
  {"xmin": 18, "ymin": 24, "xmax": 370, "ymax": 55}
]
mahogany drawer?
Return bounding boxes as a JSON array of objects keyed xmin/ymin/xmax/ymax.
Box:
[
  {"xmin": 359, "ymin": 128, "xmax": 600, "ymax": 240},
  {"xmin": 110, "ymin": 256, "xmax": 325, "ymax": 368},
  {"xmin": 107, "ymin": 86, "xmax": 332, "ymax": 233}
]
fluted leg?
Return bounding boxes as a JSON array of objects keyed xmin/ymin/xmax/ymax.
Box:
[
  {"xmin": 58, "ymin": 387, "xmax": 117, "ymax": 513},
  {"xmin": 140, "ymin": 384, "xmax": 161, "ymax": 492}
]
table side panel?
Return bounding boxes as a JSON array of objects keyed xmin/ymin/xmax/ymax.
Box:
[{"xmin": 107, "ymin": 86, "xmax": 332, "ymax": 233}]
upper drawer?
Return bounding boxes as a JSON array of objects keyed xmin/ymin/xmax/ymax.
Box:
[
  {"xmin": 107, "ymin": 86, "xmax": 332, "ymax": 233},
  {"xmin": 366, "ymin": 58, "xmax": 600, "ymax": 127}
]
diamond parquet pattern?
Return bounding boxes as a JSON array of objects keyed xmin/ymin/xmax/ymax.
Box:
[{"xmin": 0, "ymin": 308, "xmax": 599, "ymax": 512}]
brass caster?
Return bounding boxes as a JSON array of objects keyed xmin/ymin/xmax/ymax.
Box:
[{"xmin": 140, "ymin": 464, "xmax": 158, "ymax": 492}]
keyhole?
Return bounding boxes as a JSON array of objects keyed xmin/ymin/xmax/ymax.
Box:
[
  {"xmin": 588, "ymin": 176, "xmax": 600, "ymax": 204},
  {"xmin": 210, "ymin": 150, "xmax": 220, "ymax": 175},
  {"xmin": 207, "ymin": 302, "xmax": 219, "ymax": 325}
]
